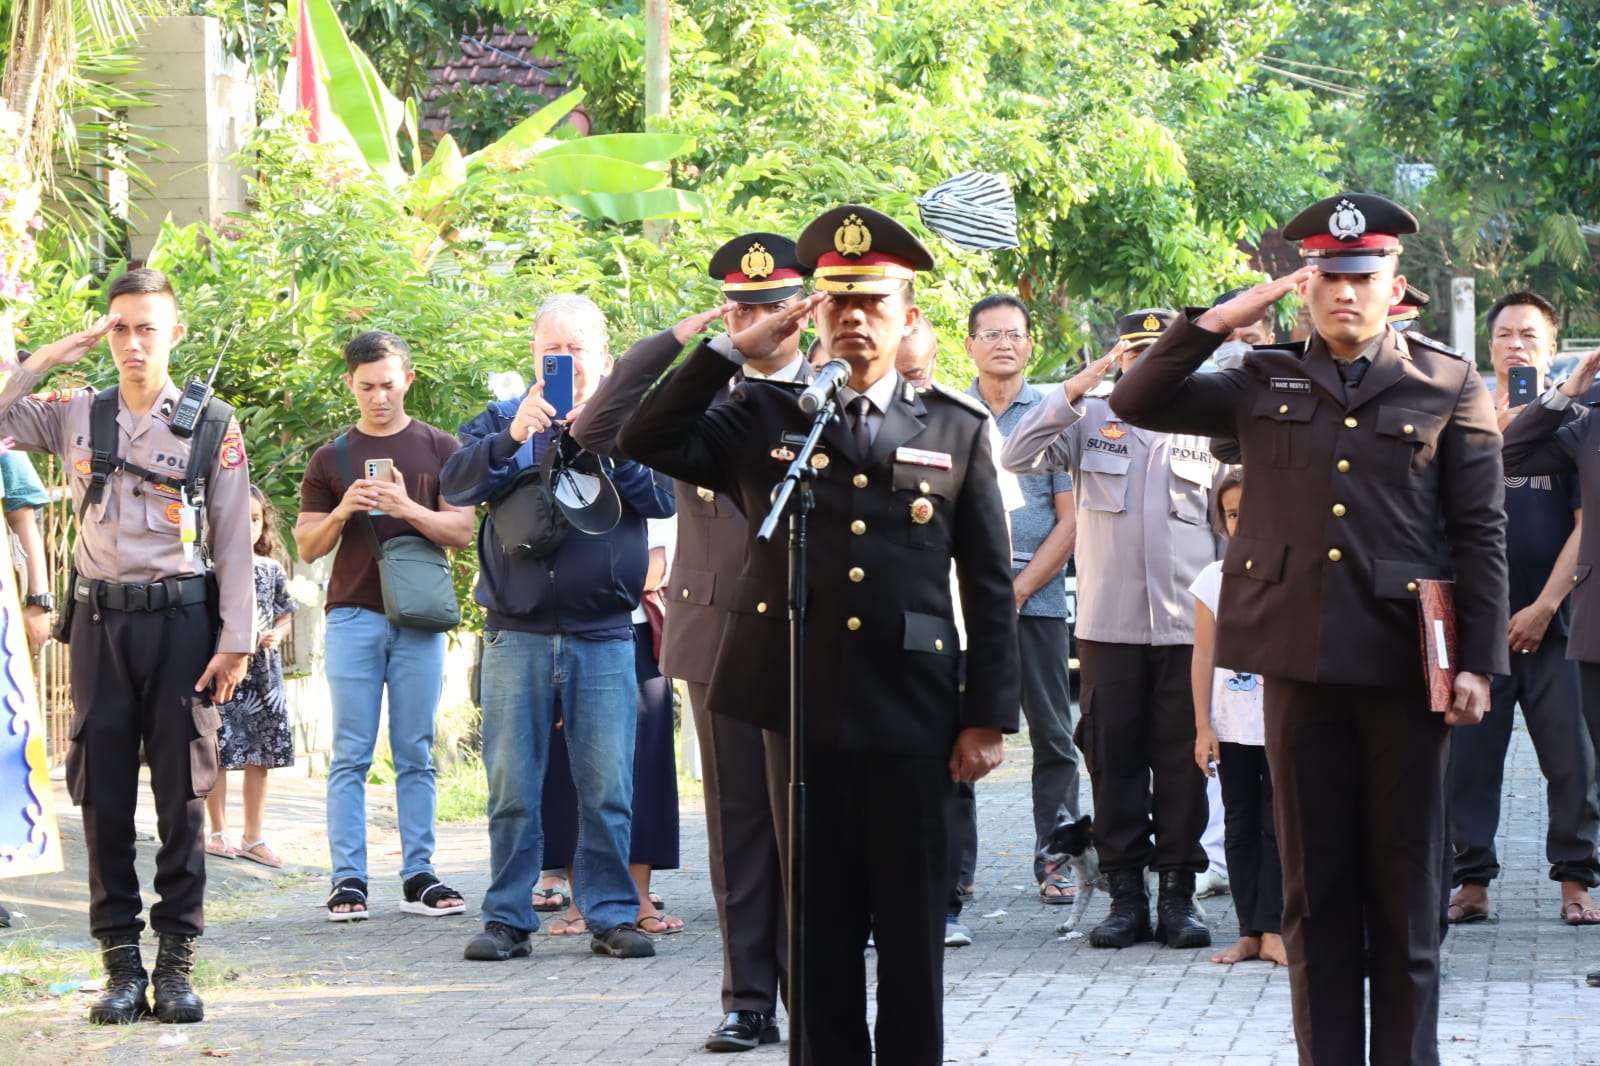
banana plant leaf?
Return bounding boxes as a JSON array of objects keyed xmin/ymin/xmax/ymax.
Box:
[
  {"xmin": 555, "ymin": 187, "xmax": 708, "ymax": 224},
  {"xmin": 293, "ymin": 0, "xmax": 406, "ymax": 185}
]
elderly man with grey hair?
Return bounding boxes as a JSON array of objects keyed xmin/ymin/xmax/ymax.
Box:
[{"xmin": 440, "ymin": 294, "xmax": 676, "ymax": 963}]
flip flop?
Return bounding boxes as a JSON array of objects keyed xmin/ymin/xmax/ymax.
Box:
[
  {"xmin": 533, "ymin": 881, "xmax": 571, "ymax": 912},
  {"xmin": 1039, "ymin": 874, "xmax": 1076, "ymax": 905},
  {"xmin": 236, "ymin": 839, "xmax": 284, "ymax": 868},
  {"xmin": 205, "ymin": 832, "xmax": 237, "ymax": 860},
  {"xmin": 637, "ymin": 912, "xmax": 683, "ymax": 936},
  {"xmin": 546, "ymin": 916, "xmax": 588, "ymax": 936},
  {"xmin": 1446, "ymin": 899, "xmax": 1491, "ymax": 924},
  {"xmin": 1561, "ymin": 899, "xmax": 1600, "ymax": 926}
]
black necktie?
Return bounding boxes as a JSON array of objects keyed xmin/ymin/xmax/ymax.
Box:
[
  {"xmin": 850, "ymin": 396, "xmax": 873, "ymax": 457},
  {"xmin": 1341, "ymin": 357, "xmax": 1370, "ymax": 400}
]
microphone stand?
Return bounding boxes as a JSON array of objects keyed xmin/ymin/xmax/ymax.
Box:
[{"xmin": 756, "ymin": 398, "xmax": 836, "ymax": 1066}]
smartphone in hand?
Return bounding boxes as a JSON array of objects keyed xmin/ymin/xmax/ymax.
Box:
[
  {"xmin": 1507, "ymin": 365, "xmax": 1538, "ymax": 407},
  {"xmin": 364, "ymin": 457, "xmax": 393, "ymax": 515},
  {"xmin": 542, "ymin": 354, "xmax": 576, "ymax": 420}
]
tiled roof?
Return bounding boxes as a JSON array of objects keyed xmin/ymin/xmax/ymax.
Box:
[{"xmin": 423, "ymin": 30, "xmax": 591, "ymax": 135}]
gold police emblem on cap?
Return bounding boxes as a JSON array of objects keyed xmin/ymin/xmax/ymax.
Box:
[
  {"xmin": 741, "ymin": 242, "xmax": 775, "ymax": 279},
  {"xmin": 909, "ymin": 496, "xmax": 934, "ymax": 524},
  {"xmin": 834, "ymin": 214, "xmax": 873, "ymax": 258},
  {"xmin": 811, "ymin": 453, "xmax": 831, "ymax": 470},
  {"xmin": 1142, "ymin": 314, "xmax": 1160, "ymax": 332},
  {"xmin": 1330, "ymin": 197, "xmax": 1367, "ymax": 241}
]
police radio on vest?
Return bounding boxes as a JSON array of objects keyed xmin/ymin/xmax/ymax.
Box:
[{"xmin": 170, "ymin": 324, "xmax": 238, "ymax": 437}]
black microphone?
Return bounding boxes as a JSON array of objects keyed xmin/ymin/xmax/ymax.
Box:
[{"xmin": 797, "ymin": 358, "xmax": 852, "ymax": 415}]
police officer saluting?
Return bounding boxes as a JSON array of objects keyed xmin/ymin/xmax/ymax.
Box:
[
  {"xmin": 1110, "ymin": 194, "xmax": 1508, "ymax": 1066},
  {"xmin": 0, "ymin": 269, "xmax": 253, "ymax": 1025},
  {"xmin": 618, "ymin": 206, "xmax": 1020, "ymax": 1065}
]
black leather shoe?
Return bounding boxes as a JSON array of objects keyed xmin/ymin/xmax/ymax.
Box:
[
  {"xmin": 89, "ymin": 934, "xmax": 149, "ymax": 1024},
  {"xmin": 706, "ymin": 1010, "xmax": 780, "ymax": 1052},
  {"xmin": 1089, "ymin": 870, "xmax": 1154, "ymax": 949},
  {"xmin": 152, "ymin": 933, "xmax": 204, "ymax": 1023},
  {"xmin": 1155, "ymin": 871, "xmax": 1212, "ymax": 949}
]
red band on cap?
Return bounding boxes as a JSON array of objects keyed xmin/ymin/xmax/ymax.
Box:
[
  {"xmin": 723, "ymin": 268, "xmax": 802, "ymax": 286},
  {"xmin": 815, "ymin": 250, "xmax": 914, "ymax": 271},
  {"xmin": 1301, "ymin": 233, "xmax": 1402, "ymax": 252}
]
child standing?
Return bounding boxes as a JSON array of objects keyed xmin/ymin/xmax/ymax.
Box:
[
  {"xmin": 1189, "ymin": 467, "xmax": 1286, "ymax": 965},
  {"xmin": 205, "ymin": 485, "xmax": 298, "ymax": 867}
]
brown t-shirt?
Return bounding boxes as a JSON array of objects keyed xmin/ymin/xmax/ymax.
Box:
[{"xmin": 300, "ymin": 419, "xmax": 462, "ymax": 614}]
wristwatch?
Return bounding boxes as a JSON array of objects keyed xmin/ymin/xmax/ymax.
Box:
[{"xmin": 24, "ymin": 593, "xmax": 55, "ymax": 611}]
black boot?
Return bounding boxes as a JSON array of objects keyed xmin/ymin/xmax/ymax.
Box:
[
  {"xmin": 152, "ymin": 933, "xmax": 204, "ymax": 1023},
  {"xmin": 88, "ymin": 934, "xmax": 149, "ymax": 1024},
  {"xmin": 1089, "ymin": 870, "xmax": 1154, "ymax": 948},
  {"xmin": 1155, "ymin": 871, "xmax": 1212, "ymax": 949}
]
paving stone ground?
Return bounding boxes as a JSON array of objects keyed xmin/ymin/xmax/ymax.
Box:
[{"xmin": 2, "ymin": 720, "xmax": 1598, "ymax": 1065}]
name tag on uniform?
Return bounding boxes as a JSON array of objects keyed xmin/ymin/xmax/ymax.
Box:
[
  {"xmin": 894, "ymin": 447, "xmax": 952, "ymax": 470},
  {"xmin": 1270, "ymin": 378, "xmax": 1312, "ymax": 393}
]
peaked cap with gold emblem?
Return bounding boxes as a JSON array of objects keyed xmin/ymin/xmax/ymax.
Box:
[
  {"xmin": 1117, "ymin": 308, "xmax": 1178, "ymax": 346},
  {"xmin": 1282, "ymin": 192, "xmax": 1419, "ymax": 274},
  {"xmin": 707, "ymin": 232, "xmax": 809, "ymax": 305},
  {"xmin": 796, "ymin": 204, "xmax": 935, "ymax": 294},
  {"xmin": 1388, "ymin": 283, "xmax": 1430, "ymax": 325}
]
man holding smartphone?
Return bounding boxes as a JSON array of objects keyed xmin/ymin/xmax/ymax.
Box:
[
  {"xmin": 297, "ymin": 330, "xmax": 476, "ymax": 922},
  {"xmin": 1447, "ymin": 291, "xmax": 1600, "ymax": 926}
]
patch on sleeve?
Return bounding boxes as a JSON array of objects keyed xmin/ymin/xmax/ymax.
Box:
[
  {"xmin": 30, "ymin": 388, "xmax": 79, "ymax": 403},
  {"xmin": 73, "ymin": 458, "xmax": 92, "ymax": 476},
  {"xmin": 219, "ymin": 421, "xmax": 246, "ymax": 469}
]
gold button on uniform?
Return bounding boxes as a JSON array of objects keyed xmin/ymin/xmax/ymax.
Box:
[
  {"xmin": 1278, "ymin": 404, "xmax": 1289, "ymax": 414},
  {"xmin": 1244, "ymin": 560, "xmax": 1253, "ymax": 570},
  {"xmin": 1328, "ymin": 548, "xmax": 1343, "ymax": 562},
  {"xmin": 1407, "ymin": 581, "xmax": 1418, "ymax": 592},
  {"xmin": 681, "ymin": 588, "xmax": 689, "ymax": 599},
  {"xmin": 852, "ymin": 473, "xmax": 868, "ymax": 488},
  {"xmin": 846, "ymin": 617, "xmax": 862, "ymax": 631},
  {"xmin": 1332, "ymin": 503, "xmax": 1346, "ymax": 517},
  {"xmin": 918, "ymin": 480, "xmax": 931, "ymax": 494},
  {"xmin": 1403, "ymin": 424, "xmax": 1415, "ymax": 435},
  {"xmin": 850, "ymin": 520, "xmax": 866, "ymax": 535},
  {"xmin": 848, "ymin": 567, "xmax": 864, "ymax": 583},
  {"xmin": 934, "ymin": 639, "xmax": 944, "ymax": 651},
  {"xmin": 1336, "ymin": 459, "xmax": 1351, "ymax": 473},
  {"xmin": 757, "ymin": 602, "xmax": 768, "ymax": 614},
  {"xmin": 1344, "ymin": 416, "xmax": 1358, "ymax": 428}
]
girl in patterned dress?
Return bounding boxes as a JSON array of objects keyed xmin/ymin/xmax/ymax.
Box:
[{"xmin": 205, "ymin": 485, "xmax": 297, "ymax": 866}]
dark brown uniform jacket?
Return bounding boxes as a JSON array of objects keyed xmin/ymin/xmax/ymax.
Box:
[
  {"xmin": 572, "ymin": 329, "xmax": 813, "ymax": 686},
  {"xmin": 1110, "ymin": 315, "xmax": 1509, "ymax": 685},
  {"xmin": 1503, "ymin": 398, "xmax": 1600, "ymax": 664},
  {"xmin": 616, "ymin": 340, "xmax": 1020, "ymax": 757}
]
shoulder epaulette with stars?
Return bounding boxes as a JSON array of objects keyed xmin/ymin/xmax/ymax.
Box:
[
  {"xmin": 1402, "ymin": 331, "xmax": 1467, "ymax": 361},
  {"xmin": 920, "ymin": 381, "xmax": 990, "ymax": 419}
]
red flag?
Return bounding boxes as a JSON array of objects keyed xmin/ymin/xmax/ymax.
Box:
[{"xmin": 291, "ymin": 0, "xmax": 327, "ymax": 143}]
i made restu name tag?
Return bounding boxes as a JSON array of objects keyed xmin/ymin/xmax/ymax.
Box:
[
  {"xmin": 1270, "ymin": 378, "xmax": 1312, "ymax": 393},
  {"xmin": 894, "ymin": 447, "xmax": 953, "ymax": 469}
]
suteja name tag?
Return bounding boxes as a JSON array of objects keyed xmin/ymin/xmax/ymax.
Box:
[
  {"xmin": 1270, "ymin": 378, "xmax": 1312, "ymax": 393},
  {"xmin": 895, "ymin": 447, "xmax": 953, "ymax": 470}
]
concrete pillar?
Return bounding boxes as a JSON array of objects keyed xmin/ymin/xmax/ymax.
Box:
[{"xmin": 1451, "ymin": 277, "xmax": 1476, "ymax": 364}]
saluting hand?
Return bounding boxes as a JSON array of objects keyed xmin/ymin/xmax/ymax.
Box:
[
  {"xmin": 1560, "ymin": 347, "xmax": 1600, "ymax": 399},
  {"xmin": 948, "ymin": 726, "xmax": 1004, "ymax": 784},
  {"xmin": 1063, "ymin": 344, "xmax": 1126, "ymax": 406},
  {"xmin": 510, "ymin": 382, "xmax": 558, "ymax": 443},
  {"xmin": 672, "ymin": 303, "xmax": 737, "ymax": 345},
  {"xmin": 28, "ymin": 313, "xmax": 120, "ymax": 370},
  {"xmin": 1446, "ymin": 671, "xmax": 1492, "ymax": 726},
  {"xmin": 729, "ymin": 292, "xmax": 823, "ymax": 362},
  {"xmin": 1195, "ymin": 266, "xmax": 1316, "ymax": 335}
]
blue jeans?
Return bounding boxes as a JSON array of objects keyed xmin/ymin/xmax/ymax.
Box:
[
  {"xmin": 324, "ymin": 606, "xmax": 447, "ymax": 886},
  {"xmin": 479, "ymin": 627, "xmax": 639, "ymax": 933}
]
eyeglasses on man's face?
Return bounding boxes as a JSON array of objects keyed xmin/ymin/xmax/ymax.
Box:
[{"xmin": 972, "ymin": 329, "xmax": 1029, "ymax": 344}]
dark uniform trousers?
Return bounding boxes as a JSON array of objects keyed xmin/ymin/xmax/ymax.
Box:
[
  {"xmin": 1266, "ymin": 679, "xmax": 1448, "ymax": 1066},
  {"xmin": 68, "ymin": 598, "xmax": 219, "ymax": 939},
  {"xmin": 1448, "ymin": 637, "xmax": 1600, "ymax": 887},
  {"xmin": 687, "ymin": 682, "xmax": 788, "ymax": 1012},
  {"xmin": 1216, "ymin": 741, "xmax": 1282, "ymax": 937},
  {"xmin": 1075, "ymin": 639, "xmax": 1207, "ymax": 874}
]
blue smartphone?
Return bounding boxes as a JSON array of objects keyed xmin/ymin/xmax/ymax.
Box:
[
  {"xmin": 1507, "ymin": 365, "xmax": 1538, "ymax": 407},
  {"xmin": 542, "ymin": 354, "xmax": 575, "ymax": 419}
]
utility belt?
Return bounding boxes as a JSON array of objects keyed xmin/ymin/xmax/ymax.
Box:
[{"xmin": 73, "ymin": 574, "xmax": 213, "ymax": 613}]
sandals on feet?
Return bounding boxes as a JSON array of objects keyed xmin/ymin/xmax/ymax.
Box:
[
  {"xmin": 637, "ymin": 912, "xmax": 683, "ymax": 936},
  {"xmin": 532, "ymin": 881, "xmax": 571, "ymax": 913},
  {"xmin": 327, "ymin": 878, "xmax": 369, "ymax": 922},
  {"xmin": 400, "ymin": 873, "xmax": 467, "ymax": 917},
  {"xmin": 1040, "ymin": 874, "xmax": 1076, "ymax": 905},
  {"xmin": 546, "ymin": 916, "xmax": 588, "ymax": 936},
  {"xmin": 1561, "ymin": 898, "xmax": 1600, "ymax": 925},
  {"xmin": 205, "ymin": 832, "xmax": 237, "ymax": 860},
  {"xmin": 1446, "ymin": 893, "xmax": 1491, "ymax": 924},
  {"xmin": 236, "ymin": 839, "xmax": 284, "ymax": 868}
]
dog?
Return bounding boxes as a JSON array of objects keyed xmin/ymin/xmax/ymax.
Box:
[{"xmin": 1037, "ymin": 812, "xmax": 1203, "ymax": 939}]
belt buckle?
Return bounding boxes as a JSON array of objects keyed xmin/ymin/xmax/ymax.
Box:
[{"xmin": 126, "ymin": 584, "xmax": 150, "ymax": 612}]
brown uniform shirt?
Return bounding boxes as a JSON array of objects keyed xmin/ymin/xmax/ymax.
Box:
[{"xmin": 0, "ymin": 365, "xmax": 255, "ymax": 654}]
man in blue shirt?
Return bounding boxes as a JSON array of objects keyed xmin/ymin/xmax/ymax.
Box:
[
  {"xmin": 963, "ymin": 295, "xmax": 1081, "ymax": 902},
  {"xmin": 1447, "ymin": 290, "xmax": 1600, "ymax": 925},
  {"xmin": 441, "ymin": 294, "xmax": 677, "ymax": 962}
]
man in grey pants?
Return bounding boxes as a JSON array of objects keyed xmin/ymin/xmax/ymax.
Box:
[{"xmin": 964, "ymin": 294, "xmax": 1081, "ymax": 902}]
